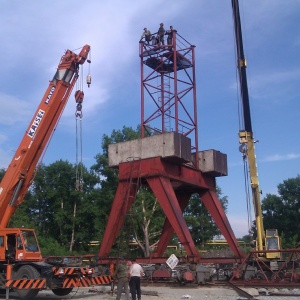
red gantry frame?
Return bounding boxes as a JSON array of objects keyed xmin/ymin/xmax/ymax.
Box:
[{"xmin": 98, "ymin": 31, "xmax": 244, "ymax": 264}]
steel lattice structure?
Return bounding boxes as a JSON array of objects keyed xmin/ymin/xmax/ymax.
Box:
[{"xmin": 140, "ymin": 30, "xmax": 198, "ymax": 158}]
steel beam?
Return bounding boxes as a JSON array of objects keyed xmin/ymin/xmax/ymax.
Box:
[
  {"xmin": 147, "ymin": 176, "xmax": 199, "ymax": 256},
  {"xmin": 98, "ymin": 181, "xmax": 138, "ymax": 257},
  {"xmin": 152, "ymin": 192, "xmax": 191, "ymax": 257},
  {"xmin": 200, "ymin": 190, "xmax": 244, "ymax": 258}
]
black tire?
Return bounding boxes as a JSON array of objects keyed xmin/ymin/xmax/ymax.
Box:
[
  {"xmin": 52, "ymin": 288, "xmax": 73, "ymax": 296},
  {"xmin": 14, "ymin": 265, "xmax": 40, "ymax": 298}
]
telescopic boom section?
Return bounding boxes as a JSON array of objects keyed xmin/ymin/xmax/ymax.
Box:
[
  {"xmin": 231, "ymin": 0, "xmax": 265, "ymax": 251},
  {"xmin": 0, "ymin": 45, "xmax": 91, "ymax": 228}
]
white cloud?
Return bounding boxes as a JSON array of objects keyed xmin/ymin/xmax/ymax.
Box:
[
  {"xmin": 250, "ymin": 69, "xmax": 300, "ymax": 89},
  {"xmin": 0, "ymin": 93, "xmax": 31, "ymax": 126},
  {"xmin": 263, "ymin": 153, "xmax": 300, "ymax": 162},
  {"xmin": 16, "ymin": 1, "xmax": 188, "ymax": 124}
]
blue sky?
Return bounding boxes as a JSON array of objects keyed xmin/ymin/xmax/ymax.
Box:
[{"xmin": 0, "ymin": 1, "xmax": 299, "ymax": 238}]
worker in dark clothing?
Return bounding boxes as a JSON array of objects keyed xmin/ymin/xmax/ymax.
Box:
[
  {"xmin": 112, "ymin": 258, "xmax": 130, "ymax": 300},
  {"xmin": 166, "ymin": 25, "xmax": 174, "ymax": 46},
  {"xmin": 157, "ymin": 23, "xmax": 165, "ymax": 45},
  {"xmin": 151, "ymin": 36, "xmax": 158, "ymax": 46}
]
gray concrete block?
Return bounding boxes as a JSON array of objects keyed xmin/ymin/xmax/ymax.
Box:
[
  {"xmin": 193, "ymin": 150, "xmax": 228, "ymax": 177},
  {"xmin": 108, "ymin": 132, "xmax": 191, "ymax": 167}
]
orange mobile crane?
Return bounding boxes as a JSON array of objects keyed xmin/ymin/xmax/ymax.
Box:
[{"xmin": 0, "ymin": 45, "xmax": 110, "ymax": 298}]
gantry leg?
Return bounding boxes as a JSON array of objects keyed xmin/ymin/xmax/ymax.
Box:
[
  {"xmin": 98, "ymin": 181, "xmax": 138, "ymax": 257},
  {"xmin": 153, "ymin": 192, "xmax": 191, "ymax": 257},
  {"xmin": 147, "ymin": 177, "xmax": 199, "ymax": 257},
  {"xmin": 200, "ymin": 190, "xmax": 244, "ymax": 258}
]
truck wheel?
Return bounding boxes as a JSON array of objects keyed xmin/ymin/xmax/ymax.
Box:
[
  {"xmin": 52, "ymin": 288, "xmax": 73, "ymax": 296},
  {"xmin": 14, "ymin": 265, "xmax": 40, "ymax": 298}
]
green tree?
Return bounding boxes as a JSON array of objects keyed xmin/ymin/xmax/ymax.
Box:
[
  {"xmin": 91, "ymin": 126, "xmax": 169, "ymax": 257},
  {"xmin": 10, "ymin": 160, "xmax": 101, "ymax": 254},
  {"xmin": 262, "ymin": 175, "xmax": 300, "ymax": 248},
  {"xmin": 90, "ymin": 126, "xmax": 141, "ymax": 244},
  {"xmin": 1, "ymin": 168, "xmax": 36, "ymax": 230},
  {"xmin": 127, "ymin": 187, "xmax": 164, "ymax": 257},
  {"xmin": 184, "ymin": 187, "xmax": 228, "ymax": 244}
]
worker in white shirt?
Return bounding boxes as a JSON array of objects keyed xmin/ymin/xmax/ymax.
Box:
[{"xmin": 129, "ymin": 258, "xmax": 144, "ymax": 300}]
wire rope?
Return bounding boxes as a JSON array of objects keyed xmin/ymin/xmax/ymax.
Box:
[{"xmin": 75, "ymin": 66, "xmax": 84, "ymax": 192}]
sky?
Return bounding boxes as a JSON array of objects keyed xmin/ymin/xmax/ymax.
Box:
[{"xmin": 0, "ymin": 0, "xmax": 299, "ymax": 239}]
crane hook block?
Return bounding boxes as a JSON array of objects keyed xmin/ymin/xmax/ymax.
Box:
[
  {"xmin": 87, "ymin": 74, "xmax": 92, "ymax": 88},
  {"xmin": 239, "ymin": 143, "xmax": 247, "ymax": 154},
  {"xmin": 75, "ymin": 90, "xmax": 84, "ymax": 104}
]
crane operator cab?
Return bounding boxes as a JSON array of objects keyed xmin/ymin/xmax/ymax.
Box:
[
  {"xmin": 265, "ymin": 229, "xmax": 281, "ymax": 259},
  {"xmin": 0, "ymin": 229, "xmax": 42, "ymax": 263}
]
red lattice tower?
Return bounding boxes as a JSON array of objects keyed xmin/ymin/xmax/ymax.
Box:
[{"xmin": 140, "ymin": 30, "xmax": 198, "ymax": 162}]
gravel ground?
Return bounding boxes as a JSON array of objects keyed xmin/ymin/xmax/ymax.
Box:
[
  {"xmin": 2, "ymin": 285, "xmax": 300, "ymax": 300},
  {"xmin": 98, "ymin": 285, "xmax": 300, "ymax": 300}
]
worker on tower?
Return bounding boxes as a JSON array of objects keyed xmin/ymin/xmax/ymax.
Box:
[
  {"xmin": 141, "ymin": 28, "xmax": 151, "ymax": 44},
  {"xmin": 151, "ymin": 35, "xmax": 159, "ymax": 46},
  {"xmin": 166, "ymin": 25, "xmax": 174, "ymax": 49},
  {"xmin": 157, "ymin": 23, "xmax": 165, "ymax": 45}
]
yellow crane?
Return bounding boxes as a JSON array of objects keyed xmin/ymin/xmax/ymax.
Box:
[{"xmin": 232, "ymin": 0, "xmax": 280, "ymax": 259}]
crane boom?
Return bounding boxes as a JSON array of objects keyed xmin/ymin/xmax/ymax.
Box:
[
  {"xmin": 0, "ymin": 45, "xmax": 90, "ymax": 228},
  {"xmin": 0, "ymin": 45, "xmax": 113, "ymax": 299},
  {"xmin": 231, "ymin": 0, "xmax": 280, "ymax": 257}
]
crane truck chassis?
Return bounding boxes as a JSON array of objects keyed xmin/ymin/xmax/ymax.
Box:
[{"xmin": 0, "ymin": 45, "xmax": 111, "ymax": 298}]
